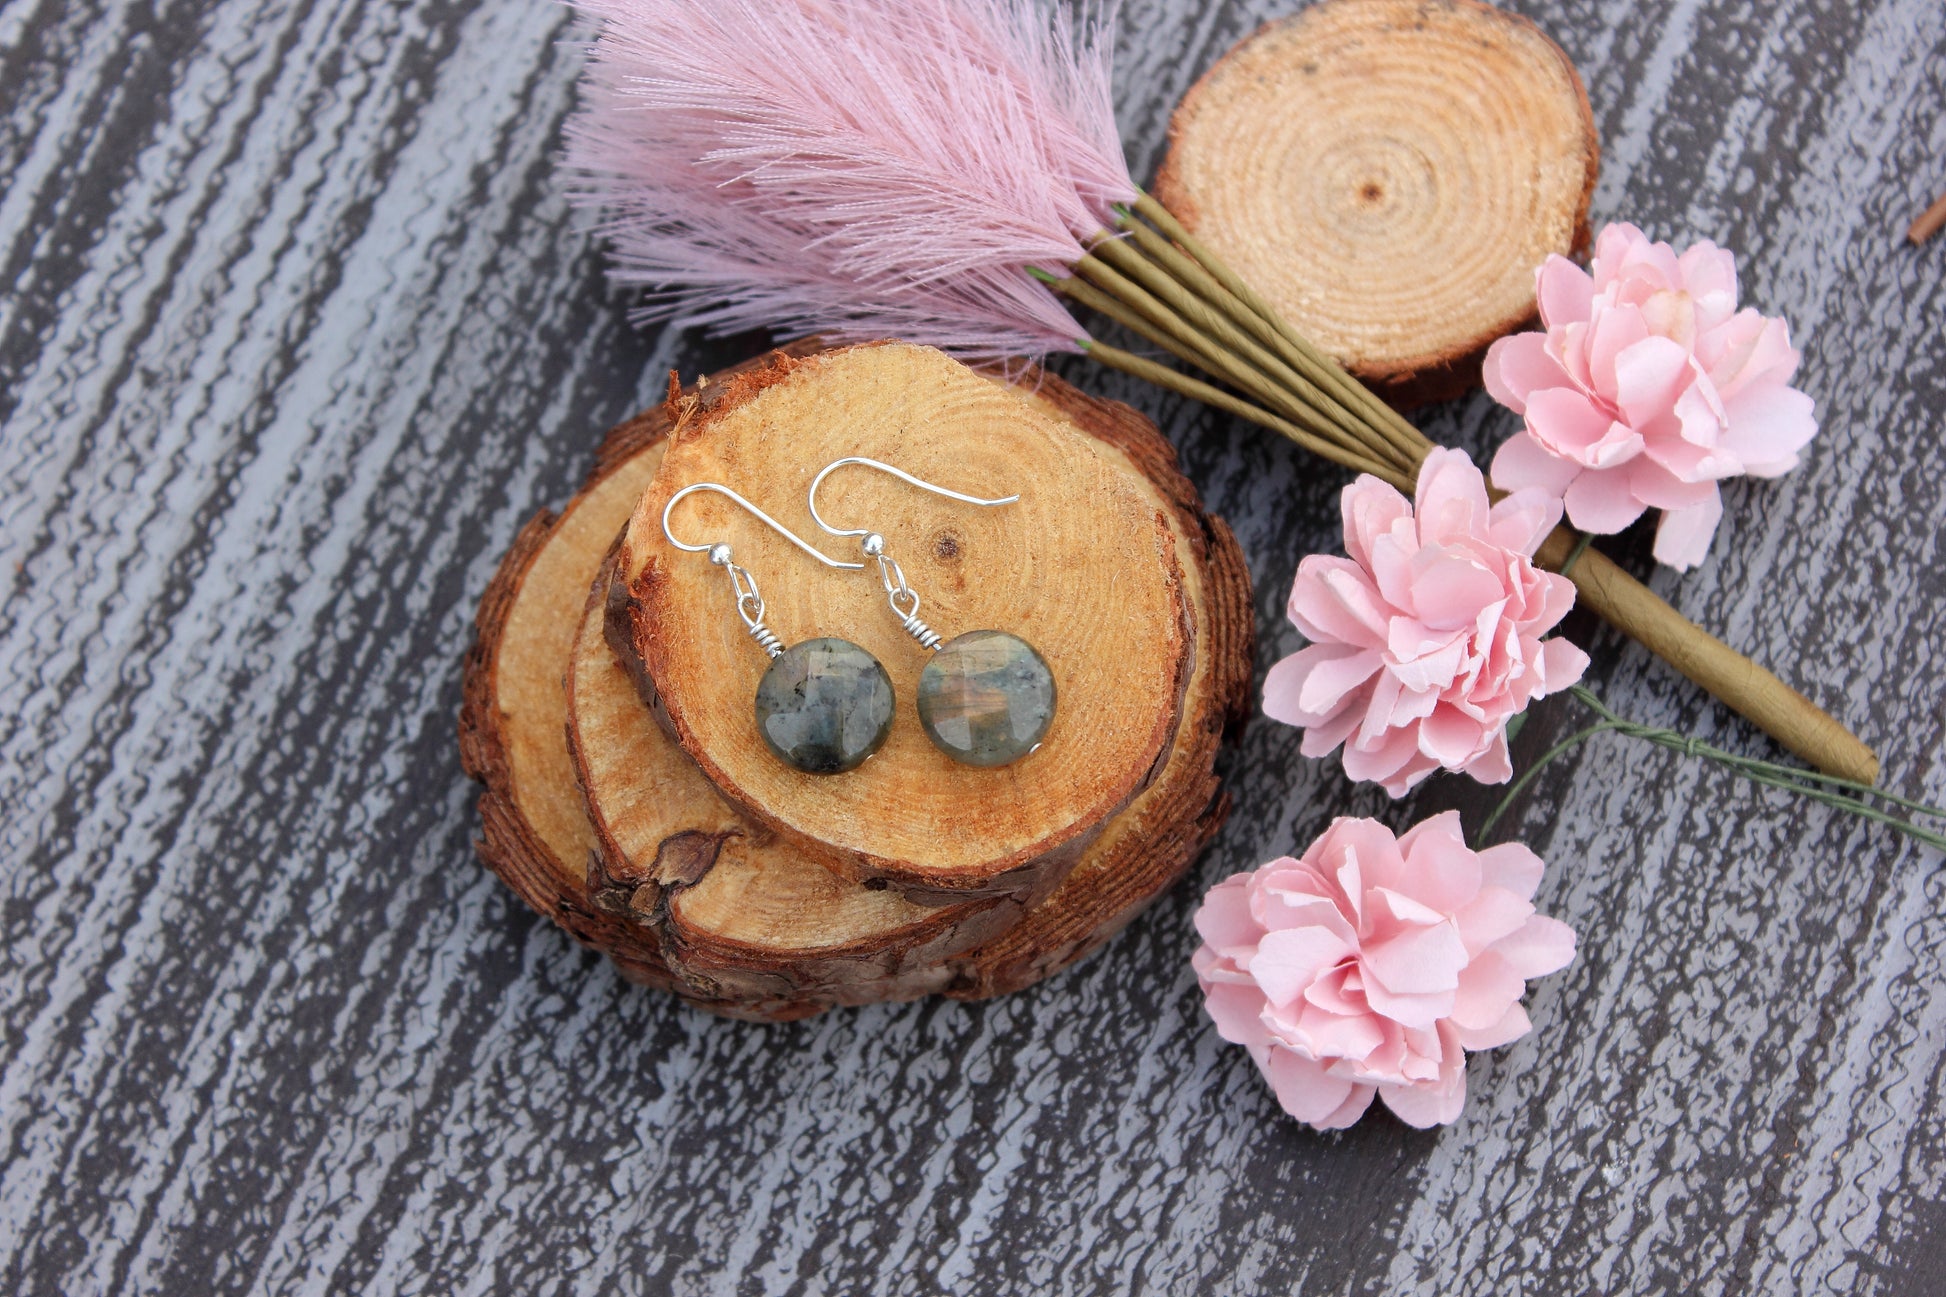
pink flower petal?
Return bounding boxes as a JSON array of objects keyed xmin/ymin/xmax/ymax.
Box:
[
  {"xmin": 1491, "ymin": 430, "xmax": 1580, "ymax": 498},
  {"xmin": 1562, "ymin": 468, "xmax": 1647, "ymax": 535},
  {"xmin": 1450, "ymin": 951, "xmax": 1524, "ymax": 1030},
  {"xmin": 1341, "ymin": 476, "xmax": 1413, "ymax": 574},
  {"xmin": 1394, "ymin": 814, "xmax": 1496, "ymax": 912},
  {"xmin": 1536, "ymin": 637, "xmax": 1591, "ymax": 693},
  {"xmin": 1297, "ymin": 709, "xmax": 1365, "ymax": 763},
  {"xmin": 1650, "ymin": 490, "xmax": 1724, "ymax": 570},
  {"xmin": 1407, "ymin": 553, "xmax": 1505, "ymax": 632},
  {"xmin": 1452, "ymin": 1002, "xmax": 1532, "ymax": 1052},
  {"xmin": 1262, "ymin": 645, "xmax": 1379, "ymax": 728},
  {"xmin": 1202, "ymin": 981, "xmax": 1272, "ymax": 1049},
  {"xmin": 1706, "ymin": 311, "xmax": 1799, "ymax": 396},
  {"xmin": 1264, "ymin": 1046, "xmax": 1373, "ymax": 1128},
  {"xmin": 1588, "ymin": 302, "xmax": 1652, "ymax": 399},
  {"xmin": 1297, "ymin": 1003, "xmax": 1389, "ymax": 1060},
  {"xmin": 1474, "ymin": 841, "xmax": 1545, "ymax": 899},
  {"xmin": 1362, "ymin": 921, "xmax": 1469, "ymax": 996},
  {"xmin": 1252, "ymin": 926, "xmax": 1356, "ymax": 1009},
  {"xmin": 1535, "ymin": 254, "xmax": 1594, "ymax": 328},
  {"xmin": 1303, "ymin": 965, "xmax": 1367, "ymax": 1017},
  {"xmin": 1483, "ymin": 331, "xmax": 1572, "ymax": 414},
  {"xmin": 1290, "ymin": 561, "xmax": 1393, "ymax": 649},
  {"xmin": 1492, "ymin": 914, "xmax": 1578, "ymax": 979},
  {"xmin": 1526, "ymin": 388, "xmax": 1640, "ymax": 468},
  {"xmin": 1678, "ymin": 240, "xmax": 1738, "ymax": 330},
  {"xmin": 1417, "ymin": 706, "xmax": 1487, "ymax": 768},
  {"xmin": 1590, "ymin": 222, "xmax": 1648, "ymax": 287},
  {"xmin": 1453, "ymin": 887, "xmax": 1536, "ymax": 958},
  {"xmin": 1378, "ymin": 1061, "xmax": 1468, "ymax": 1129},
  {"xmin": 1193, "ymin": 874, "xmax": 1262, "ymax": 952},
  {"xmin": 1628, "ymin": 456, "xmax": 1722, "ymax": 508},
  {"xmin": 1340, "ymin": 725, "xmax": 1431, "ymax": 797},
  {"xmin": 1719, "ymin": 382, "xmax": 1817, "ymax": 477},
  {"xmin": 1461, "ymin": 729, "xmax": 1514, "ymax": 785},
  {"xmin": 1611, "ymin": 334, "xmax": 1694, "ymax": 429},
  {"xmin": 1483, "ymin": 488, "xmax": 1564, "ymax": 557},
  {"xmin": 1360, "ymin": 980, "xmax": 1455, "ymax": 1033},
  {"xmin": 1413, "ymin": 448, "xmax": 1492, "ymax": 546}
]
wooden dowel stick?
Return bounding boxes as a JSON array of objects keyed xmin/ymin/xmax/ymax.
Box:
[
  {"xmin": 1532, "ymin": 530, "xmax": 1879, "ymax": 783},
  {"xmin": 1909, "ymin": 192, "xmax": 1946, "ymax": 245}
]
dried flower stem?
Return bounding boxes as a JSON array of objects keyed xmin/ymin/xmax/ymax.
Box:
[
  {"xmin": 1065, "ymin": 256, "xmax": 1386, "ymax": 471},
  {"xmin": 1480, "ymin": 686, "xmax": 1946, "ymax": 850},
  {"xmin": 1059, "ymin": 189, "xmax": 1881, "ymax": 784},
  {"xmin": 1077, "ymin": 335, "xmax": 1406, "ymax": 486},
  {"xmin": 1083, "ymin": 237, "xmax": 1402, "ymax": 469},
  {"xmin": 1115, "ymin": 201, "xmax": 1428, "ymax": 471}
]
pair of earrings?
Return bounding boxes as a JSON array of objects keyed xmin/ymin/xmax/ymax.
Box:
[{"xmin": 660, "ymin": 458, "xmax": 1057, "ymax": 776}]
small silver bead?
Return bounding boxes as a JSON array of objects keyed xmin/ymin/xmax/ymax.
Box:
[
  {"xmin": 862, "ymin": 533, "xmax": 885, "ymax": 557},
  {"xmin": 708, "ymin": 543, "xmax": 733, "ymax": 566}
]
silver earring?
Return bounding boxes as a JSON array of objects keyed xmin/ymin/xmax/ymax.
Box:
[
  {"xmin": 662, "ymin": 483, "xmax": 896, "ymax": 776},
  {"xmin": 807, "ymin": 458, "xmax": 1056, "ymax": 768}
]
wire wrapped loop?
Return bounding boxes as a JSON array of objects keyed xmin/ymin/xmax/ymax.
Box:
[
  {"xmin": 885, "ymin": 569, "xmax": 943, "ymax": 650},
  {"xmin": 726, "ymin": 560, "xmax": 786, "ymax": 659},
  {"xmin": 745, "ymin": 621, "xmax": 786, "ymax": 658}
]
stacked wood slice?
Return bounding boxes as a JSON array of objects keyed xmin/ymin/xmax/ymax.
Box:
[
  {"xmin": 459, "ymin": 342, "xmax": 1254, "ymax": 1020},
  {"xmin": 1154, "ymin": 0, "xmax": 1600, "ymax": 407}
]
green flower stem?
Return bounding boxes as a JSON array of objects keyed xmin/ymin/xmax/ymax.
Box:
[{"xmin": 1484, "ymin": 686, "xmax": 1946, "ymax": 851}]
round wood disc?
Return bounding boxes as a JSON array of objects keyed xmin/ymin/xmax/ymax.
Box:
[
  {"xmin": 463, "ymin": 348, "xmax": 1251, "ymax": 1019},
  {"xmin": 1153, "ymin": 0, "xmax": 1599, "ymax": 405},
  {"xmin": 571, "ymin": 369, "xmax": 1255, "ymax": 1008},
  {"xmin": 456, "ymin": 413, "xmax": 697, "ymax": 1001},
  {"xmin": 610, "ymin": 344, "xmax": 1194, "ymax": 902}
]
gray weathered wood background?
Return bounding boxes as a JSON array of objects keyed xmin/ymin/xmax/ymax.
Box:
[{"xmin": 4, "ymin": 0, "xmax": 1943, "ymax": 1291}]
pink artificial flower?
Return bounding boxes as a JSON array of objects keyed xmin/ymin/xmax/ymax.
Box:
[
  {"xmin": 1192, "ymin": 812, "xmax": 1576, "ymax": 1131},
  {"xmin": 1483, "ymin": 222, "xmax": 1818, "ymax": 570},
  {"xmin": 1263, "ymin": 449, "xmax": 1589, "ymax": 797}
]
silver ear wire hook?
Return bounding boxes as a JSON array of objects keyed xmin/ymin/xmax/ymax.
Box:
[
  {"xmin": 806, "ymin": 457, "xmax": 1018, "ymax": 539},
  {"xmin": 806, "ymin": 457, "xmax": 1019, "ymax": 650},
  {"xmin": 661, "ymin": 482, "xmax": 862, "ymax": 658}
]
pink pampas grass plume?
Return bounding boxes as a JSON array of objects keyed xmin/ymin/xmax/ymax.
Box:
[{"xmin": 562, "ymin": 0, "xmax": 1136, "ymax": 360}]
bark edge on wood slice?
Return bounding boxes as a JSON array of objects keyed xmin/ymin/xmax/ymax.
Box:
[
  {"xmin": 460, "ymin": 345, "xmax": 838, "ymax": 1021},
  {"xmin": 1152, "ymin": 0, "xmax": 1599, "ymax": 407},
  {"xmin": 575, "ymin": 362, "xmax": 1254, "ymax": 1008},
  {"xmin": 609, "ymin": 343, "xmax": 1195, "ymax": 903}
]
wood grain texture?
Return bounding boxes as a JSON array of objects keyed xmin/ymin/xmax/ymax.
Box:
[{"xmin": 1, "ymin": 0, "xmax": 1941, "ymax": 1293}]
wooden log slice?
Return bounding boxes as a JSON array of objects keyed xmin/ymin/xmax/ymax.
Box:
[
  {"xmin": 460, "ymin": 351, "xmax": 837, "ymax": 1022},
  {"xmin": 1152, "ymin": 0, "xmax": 1599, "ymax": 406},
  {"xmin": 570, "ymin": 552, "xmax": 1021, "ymax": 1006},
  {"xmin": 457, "ymin": 414, "xmax": 678, "ymax": 991},
  {"xmin": 571, "ymin": 368, "xmax": 1254, "ymax": 1009},
  {"xmin": 944, "ymin": 384, "xmax": 1255, "ymax": 998},
  {"xmin": 608, "ymin": 344, "xmax": 1195, "ymax": 902}
]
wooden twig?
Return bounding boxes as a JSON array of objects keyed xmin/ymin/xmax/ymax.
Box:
[{"xmin": 1909, "ymin": 191, "xmax": 1946, "ymax": 245}]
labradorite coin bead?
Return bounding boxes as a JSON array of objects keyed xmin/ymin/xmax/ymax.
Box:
[
  {"xmin": 916, "ymin": 630, "xmax": 1056, "ymax": 767},
  {"xmin": 754, "ymin": 637, "xmax": 896, "ymax": 775}
]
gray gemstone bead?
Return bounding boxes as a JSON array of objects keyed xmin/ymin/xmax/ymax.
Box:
[
  {"xmin": 754, "ymin": 637, "xmax": 896, "ymax": 775},
  {"xmin": 916, "ymin": 630, "xmax": 1056, "ymax": 767}
]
